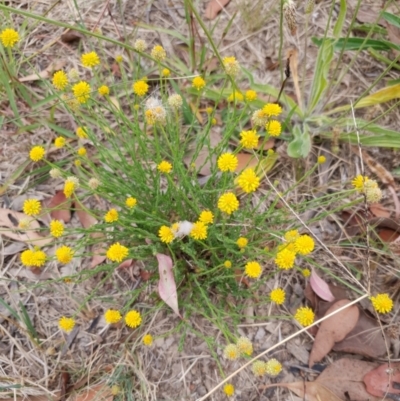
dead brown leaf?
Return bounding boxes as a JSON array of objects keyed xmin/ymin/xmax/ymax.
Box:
[
  {"xmin": 44, "ymin": 190, "xmax": 72, "ymax": 223},
  {"xmin": 61, "ymin": 30, "xmax": 84, "ymax": 43},
  {"xmin": 19, "ymin": 60, "xmax": 66, "ymax": 82},
  {"xmin": 204, "ymin": 0, "xmax": 231, "ymax": 20},
  {"xmin": 364, "ymin": 363, "xmax": 400, "ymax": 398},
  {"xmin": 68, "ymin": 384, "xmax": 113, "ymax": 401},
  {"xmin": 309, "ymin": 299, "xmax": 359, "ymax": 367}
]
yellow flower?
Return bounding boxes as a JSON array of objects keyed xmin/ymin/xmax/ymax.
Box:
[
  {"xmin": 81, "ymin": 51, "xmax": 100, "ymax": 68},
  {"xmin": 126, "ymin": 197, "xmax": 137, "ymax": 208},
  {"xmin": 63, "ymin": 177, "xmax": 79, "ymax": 198},
  {"xmin": 59, "ymin": 316, "xmax": 75, "ymax": 333},
  {"xmin": 222, "ymin": 56, "xmax": 240, "ymax": 77},
  {"xmin": 21, "ymin": 249, "xmax": 35, "ymax": 267},
  {"xmin": 159, "ymin": 225, "xmax": 174, "ymax": 243},
  {"xmin": 74, "ymin": 160, "xmax": 81, "ymax": 167},
  {"xmin": 190, "ymin": 221, "xmax": 208, "ymax": 240},
  {"xmin": 133, "ymin": 80, "xmax": 149, "ymax": 97},
  {"xmin": 134, "ymin": 39, "xmax": 147, "ymax": 52},
  {"xmin": 52, "ymin": 70, "xmax": 68, "ymax": 90},
  {"xmin": 223, "ymin": 384, "xmax": 235, "ymax": 397},
  {"xmin": 31, "ymin": 249, "xmax": 46, "ymax": 267},
  {"xmin": 162, "ymin": 68, "xmax": 170, "ymax": 77},
  {"xmin": 206, "ymin": 106, "xmax": 213, "ymax": 114},
  {"xmin": 352, "ymin": 175, "xmax": 369, "ymax": 191},
  {"xmin": 275, "ymin": 248, "xmax": 296, "ymax": 269},
  {"xmin": 217, "ymin": 153, "xmax": 238, "ymax": 172},
  {"xmin": 125, "ymin": 310, "xmax": 142, "ymax": 328},
  {"xmin": 240, "ymin": 130, "xmax": 259, "ymax": 149},
  {"xmin": 157, "ymin": 160, "xmax": 172, "ymax": 174},
  {"xmin": 370, "ymin": 293, "xmax": 393, "ymax": 314},
  {"xmin": 23, "ymin": 199, "xmax": 41, "ymax": 216},
  {"xmin": 54, "ymin": 137, "xmax": 66, "ymax": 148},
  {"xmin": 237, "ymin": 168, "xmax": 260, "ymax": 193},
  {"xmin": 143, "ymin": 334, "xmax": 153, "ymax": 346},
  {"xmin": 0, "ymin": 28, "xmax": 19, "ymax": 48},
  {"xmin": 294, "ymin": 306, "xmax": 314, "ymax": 326},
  {"xmin": 104, "ymin": 309, "xmax": 122, "ymax": 324},
  {"xmin": 77, "ymin": 147, "xmax": 86, "ymax": 156},
  {"xmin": 98, "ymin": 85, "xmax": 110, "ymax": 96},
  {"xmin": 29, "ymin": 146, "xmax": 45, "ymax": 162},
  {"xmin": 107, "ymin": 242, "xmax": 129, "ymax": 262},
  {"xmin": 236, "ymin": 336, "xmax": 253, "ymax": 356},
  {"xmin": 50, "ymin": 220, "xmax": 64, "ymax": 238},
  {"xmin": 198, "ymin": 210, "xmax": 214, "ymax": 225},
  {"xmin": 227, "ymin": 91, "xmax": 244, "ymax": 102},
  {"xmin": 104, "ymin": 208, "xmax": 118, "ymax": 223},
  {"xmin": 265, "ymin": 358, "xmax": 282, "ymax": 377},
  {"xmin": 266, "ymin": 120, "xmax": 282, "ymax": 137},
  {"xmin": 218, "ymin": 193, "xmax": 239, "ymax": 215},
  {"xmin": 262, "ymin": 103, "xmax": 282, "ymax": 117},
  {"xmin": 223, "ymin": 344, "xmax": 239, "ymax": 360},
  {"xmin": 284, "ymin": 229, "xmax": 299, "ymax": 243},
  {"xmin": 237, "ymin": 237, "xmax": 248, "ymax": 249},
  {"xmin": 72, "ymin": 81, "xmax": 91, "ymax": 104},
  {"xmin": 245, "ymin": 90, "xmax": 257, "ymax": 101},
  {"xmin": 110, "ymin": 385, "xmax": 121, "ymax": 396},
  {"xmin": 192, "ymin": 76, "xmax": 206, "ymax": 91},
  {"xmin": 115, "ymin": 55, "xmax": 123, "ymax": 63},
  {"xmin": 252, "ymin": 361, "xmax": 267, "ymax": 376},
  {"xmin": 245, "ymin": 261, "xmax": 262, "ymax": 278},
  {"xmin": 224, "ymin": 260, "xmax": 232, "ymax": 268},
  {"xmin": 318, "ymin": 155, "xmax": 326, "ymax": 164},
  {"xmin": 168, "ymin": 94, "xmax": 183, "ymax": 109},
  {"xmin": 76, "ymin": 126, "xmax": 88, "ymax": 139},
  {"xmin": 270, "ymin": 288, "xmax": 286, "ymax": 305},
  {"xmin": 294, "ymin": 235, "xmax": 315, "ymax": 255},
  {"xmin": 151, "ymin": 45, "xmax": 166, "ymax": 61},
  {"xmin": 211, "ymin": 118, "xmax": 217, "ymax": 125},
  {"xmin": 55, "ymin": 245, "xmax": 74, "ymax": 264},
  {"xmin": 302, "ymin": 268, "xmax": 311, "ymax": 277}
]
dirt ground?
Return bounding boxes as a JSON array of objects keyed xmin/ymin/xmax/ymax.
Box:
[{"xmin": 1, "ymin": 0, "xmax": 400, "ymax": 400}]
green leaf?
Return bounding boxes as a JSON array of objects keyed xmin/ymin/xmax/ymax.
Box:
[
  {"xmin": 312, "ymin": 37, "xmax": 400, "ymax": 52},
  {"xmin": 333, "ymin": 0, "xmax": 347, "ymax": 37},
  {"xmin": 287, "ymin": 125, "xmax": 311, "ymax": 158},
  {"xmin": 382, "ymin": 12, "xmax": 400, "ymax": 29}
]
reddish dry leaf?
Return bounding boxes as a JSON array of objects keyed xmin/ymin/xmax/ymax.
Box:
[
  {"xmin": 74, "ymin": 201, "xmax": 98, "ymax": 229},
  {"xmin": 262, "ymin": 381, "xmax": 343, "ymax": 401},
  {"xmin": 236, "ymin": 153, "xmax": 259, "ymax": 170},
  {"xmin": 369, "ymin": 203, "xmax": 391, "ymax": 218},
  {"xmin": 157, "ymin": 253, "xmax": 181, "ymax": 317},
  {"xmin": 309, "ymin": 299, "xmax": 359, "ymax": 367},
  {"xmin": 316, "ymin": 358, "xmax": 380, "ymax": 401},
  {"xmin": 61, "ymin": 30, "xmax": 84, "ymax": 43},
  {"xmin": 364, "ymin": 363, "xmax": 400, "ymax": 397},
  {"xmin": 204, "ymin": 0, "xmax": 231, "ymax": 20},
  {"xmin": 309, "ymin": 268, "xmax": 335, "ymax": 302},
  {"xmin": 118, "ymin": 259, "xmax": 133, "ymax": 269},
  {"xmin": 90, "ymin": 244, "xmax": 106, "ymax": 268},
  {"xmin": 0, "ymin": 209, "xmax": 52, "ymax": 247},
  {"xmin": 69, "ymin": 384, "xmax": 113, "ymax": 401},
  {"xmin": 140, "ymin": 270, "xmax": 152, "ymax": 281},
  {"xmin": 45, "ymin": 190, "xmax": 72, "ymax": 222}
]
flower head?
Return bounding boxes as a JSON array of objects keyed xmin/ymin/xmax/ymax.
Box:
[
  {"xmin": 224, "ymin": 260, "xmax": 232, "ymax": 268},
  {"xmin": 240, "ymin": 130, "xmax": 259, "ymax": 149},
  {"xmin": 72, "ymin": 81, "xmax": 91, "ymax": 104},
  {"xmin": 23, "ymin": 199, "xmax": 41, "ymax": 216},
  {"xmin": 18, "ymin": 218, "xmax": 30, "ymax": 230},
  {"xmin": 223, "ymin": 384, "xmax": 235, "ymax": 397},
  {"xmin": 56, "ymin": 245, "xmax": 74, "ymax": 264},
  {"xmin": 245, "ymin": 90, "xmax": 257, "ymax": 101},
  {"xmin": 294, "ymin": 235, "xmax": 315, "ymax": 255},
  {"xmin": 227, "ymin": 91, "xmax": 244, "ymax": 102},
  {"xmin": 364, "ymin": 180, "xmax": 382, "ymax": 203},
  {"xmin": 76, "ymin": 126, "xmax": 88, "ymax": 139},
  {"xmin": 223, "ymin": 344, "xmax": 240, "ymax": 360},
  {"xmin": 318, "ymin": 155, "xmax": 326, "ymax": 164},
  {"xmin": 252, "ymin": 109, "xmax": 268, "ymax": 126},
  {"xmin": 107, "ymin": 242, "xmax": 129, "ymax": 262},
  {"xmin": 98, "ymin": 85, "xmax": 110, "ymax": 96},
  {"xmin": 115, "ymin": 55, "xmax": 123, "ymax": 63},
  {"xmin": 143, "ymin": 334, "xmax": 153, "ymax": 346},
  {"xmin": 252, "ymin": 361, "xmax": 267, "ymax": 376},
  {"xmin": 245, "ymin": 261, "xmax": 262, "ymax": 278},
  {"xmin": 151, "ymin": 45, "xmax": 166, "ymax": 61},
  {"xmin": 270, "ymin": 288, "xmax": 286, "ymax": 305},
  {"xmin": 50, "ymin": 168, "xmax": 61, "ymax": 179},
  {"xmin": 265, "ymin": 358, "xmax": 282, "ymax": 377},
  {"xmin": 236, "ymin": 336, "xmax": 253, "ymax": 356},
  {"xmin": 190, "ymin": 221, "xmax": 208, "ymax": 240},
  {"xmin": 81, "ymin": 51, "xmax": 100, "ymax": 68},
  {"xmin": 237, "ymin": 168, "xmax": 260, "ymax": 193},
  {"xmin": 218, "ymin": 193, "xmax": 239, "ymax": 215},
  {"xmin": 77, "ymin": 147, "xmax": 86, "ymax": 156},
  {"xmin": 222, "ymin": 56, "xmax": 240, "ymax": 77},
  {"xmin": 59, "ymin": 316, "xmax": 75, "ymax": 333},
  {"xmin": 351, "ymin": 175, "xmax": 369, "ymax": 192},
  {"xmin": 198, "ymin": 210, "xmax": 214, "ymax": 225},
  {"xmin": 157, "ymin": 160, "xmax": 172, "ymax": 174},
  {"xmin": 294, "ymin": 306, "xmax": 314, "ymax": 326},
  {"xmin": 263, "ymin": 103, "xmax": 282, "ymax": 117},
  {"xmin": 266, "ymin": 120, "xmax": 282, "ymax": 137},
  {"xmin": 21, "ymin": 249, "xmax": 46, "ymax": 267},
  {"xmin": 21, "ymin": 249, "xmax": 35, "ymax": 267},
  {"xmin": 302, "ymin": 268, "xmax": 311, "ymax": 277},
  {"xmin": 54, "ymin": 137, "xmax": 66, "ymax": 148},
  {"xmin": 134, "ymin": 39, "xmax": 147, "ymax": 52},
  {"xmin": 370, "ymin": 293, "xmax": 393, "ymax": 314},
  {"xmin": 104, "ymin": 209, "xmax": 118, "ymax": 223},
  {"xmin": 29, "ymin": 146, "xmax": 45, "ymax": 162},
  {"xmin": 284, "ymin": 229, "xmax": 299, "ymax": 243},
  {"xmin": 50, "ymin": 220, "xmax": 64, "ymax": 238},
  {"xmin": 162, "ymin": 68, "xmax": 170, "ymax": 77},
  {"xmin": 125, "ymin": 310, "xmax": 142, "ymax": 328},
  {"xmin": 217, "ymin": 153, "xmax": 238, "ymax": 172},
  {"xmin": 68, "ymin": 68, "xmax": 79, "ymax": 81},
  {"xmin": 0, "ymin": 28, "xmax": 19, "ymax": 48},
  {"xmin": 126, "ymin": 197, "xmax": 137, "ymax": 208},
  {"xmin": 168, "ymin": 94, "xmax": 183, "ymax": 110},
  {"xmin": 192, "ymin": 76, "xmax": 205, "ymax": 91},
  {"xmin": 63, "ymin": 177, "xmax": 79, "ymax": 198},
  {"xmin": 52, "ymin": 71, "xmax": 68, "ymax": 90},
  {"xmin": 133, "ymin": 80, "xmax": 149, "ymax": 97},
  {"xmin": 237, "ymin": 237, "xmax": 248, "ymax": 249},
  {"xmin": 275, "ymin": 248, "xmax": 296, "ymax": 270},
  {"xmin": 104, "ymin": 309, "xmax": 122, "ymax": 324},
  {"xmin": 88, "ymin": 178, "xmax": 100, "ymax": 190},
  {"xmin": 159, "ymin": 225, "xmax": 174, "ymax": 243}
]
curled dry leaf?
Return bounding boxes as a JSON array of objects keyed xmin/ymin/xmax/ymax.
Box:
[
  {"xmin": 61, "ymin": 30, "xmax": 84, "ymax": 43},
  {"xmin": 364, "ymin": 363, "xmax": 400, "ymax": 398},
  {"xmin": 309, "ymin": 268, "xmax": 335, "ymax": 302},
  {"xmin": 309, "ymin": 299, "xmax": 359, "ymax": 367},
  {"xmin": 204, "ymin": 0, "xmax": 231, "ymax": 20}
]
